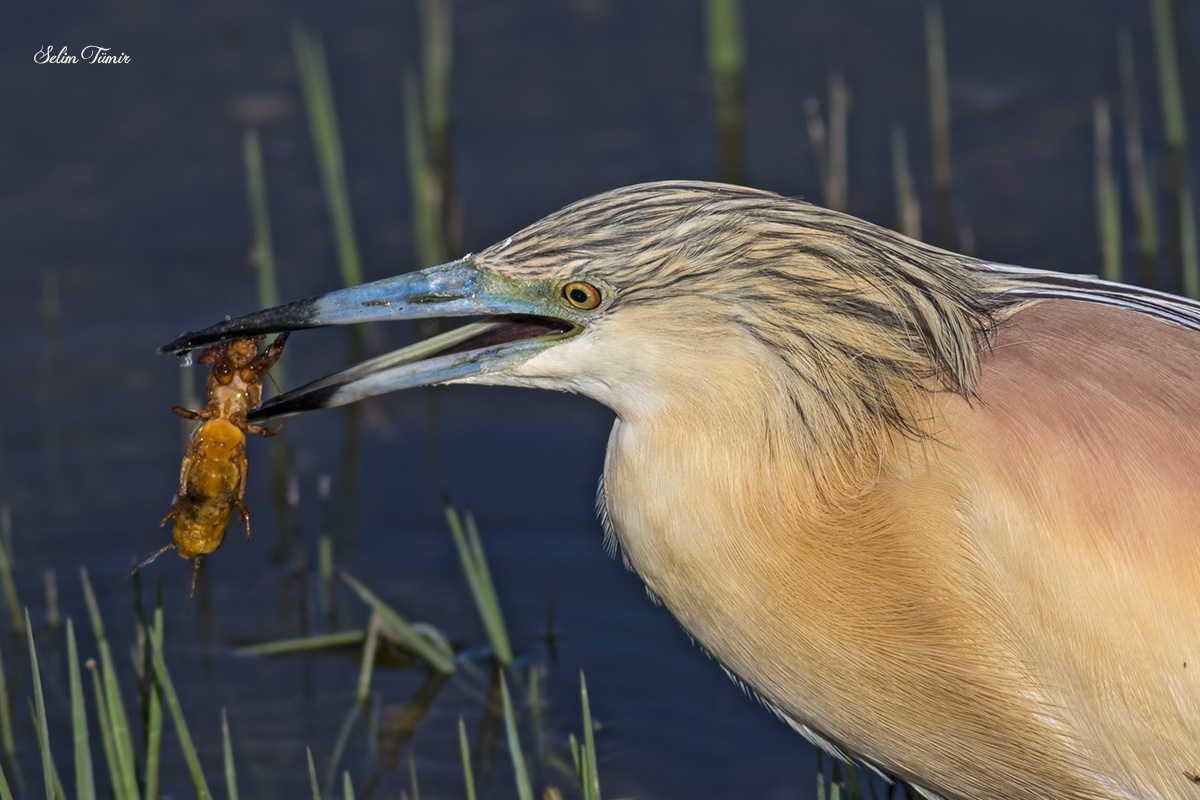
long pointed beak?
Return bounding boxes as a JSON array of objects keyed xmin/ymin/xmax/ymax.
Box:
[{"xmin": 159, "ymin": 259, "xmax": 581, "ymax": 422}]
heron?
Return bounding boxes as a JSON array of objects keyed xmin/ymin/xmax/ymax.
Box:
[{"xmin": 162, "ymin": 181, "xmax": 1200, "ymax": 800}]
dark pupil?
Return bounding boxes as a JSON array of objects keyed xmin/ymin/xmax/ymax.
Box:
[{"xmin": 570, "ymin": 287, "xmax": 589, "ymax": 304}]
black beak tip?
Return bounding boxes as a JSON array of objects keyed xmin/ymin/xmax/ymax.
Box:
[
  {"xmin": 158, "ymin": 298, "xmax": 324, "ymax": 355},
  {"xmin": 158, "ymin": 318, "xmax": 260, "ymax": 355},
  {"xmin": 158, "ymin": 334, "xmax": 201, "ymax": 355},
  {"xmin": 249, "ymin": 383, "xmax": 344, "ymax": 423}
]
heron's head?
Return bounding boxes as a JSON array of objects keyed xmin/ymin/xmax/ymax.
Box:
[{"xmin": 162, "ymin": 181, "xmax": 1002, "ymax": 453}]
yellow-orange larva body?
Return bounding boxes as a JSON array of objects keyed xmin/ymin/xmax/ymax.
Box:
[
  {"xmin": 166, "ymin": 417, "xmax": 248, "ymax": 559},
  {"xmin": 139, "ymin": 333, "xmax": 288, "ymax": 596}
]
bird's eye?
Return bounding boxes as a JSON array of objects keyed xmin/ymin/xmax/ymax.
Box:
[{"xmin": 562, "ymin": 280, "xmax": 602, "ymax": 310}]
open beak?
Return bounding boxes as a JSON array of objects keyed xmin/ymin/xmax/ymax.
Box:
[{"xmin": 159, "ymin": 258, "xmax": 582, "ymax": 422}]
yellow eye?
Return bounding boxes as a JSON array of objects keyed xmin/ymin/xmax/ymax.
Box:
[{"xmin": 562, "ymin": 280, "xmax": 602, "ymax": 310}]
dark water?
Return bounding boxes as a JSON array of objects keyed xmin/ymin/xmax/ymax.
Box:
[{"xmin": 4, "ymin": 1, "xmax": 1199, "ymax": 797}]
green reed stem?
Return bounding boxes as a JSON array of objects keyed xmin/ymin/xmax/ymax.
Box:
[
  {"xmin": 243, "ymin": 129, "xmax": 288, "ymax": 373},
  {"xmin": 43, "ymin": 571, "xmax": 58, "ymax": 629},
  {"xmin": 66, "ymin": 620, "xmax": 96, "ymax": 800},
  {"xmin": 1118, "ymin": 30, "xmax": 1158, "ymax": 286},
  {"xmin": 891, "ymin": 125, "xmax": 921, "ymax": 239},
  {"xmin": 403, "ymin": 73, "xmax": 448, "ymax": 270},
  {"xmin": 149, "ymin": 618, "xmax": 212, "ymax": 799},
  {"xmin": 307, "ymin": 748, "xmax": 320, "ymax": 800},
  {"xmin": 222, "ymin": 708, "xmax": 238, "ymax": 800},
  {"xmin": 1182, "ymin": 187, "xmax": 1199, "ymax": 299},
  {"xmin": 339, "ymin": 571, "xmax": 455, "ymax": 673},
  {"xmin": 80, "ymin": 570, "xmax": 139, "ymax": 799},
  {"xmin": 0, "ymin": 508, "xmax": 22, "ymax": 634},
  {"xmin": 144, "ymin": 605, "xmax": 164, "ymax": 799},
  {"xmin": 579, "ymin": 673, "xmax": 601, "ymax": 800},
  {"xmin": 925, "ymin": 4, "xmax": 957, "ymax": 250},
  {"xmin": 27, "ymin": 611, "xmax": 54, "ymax": 800},
  {"xmin": 1151, "ymin": 0, "xmax": 1190, "ymax": 291},
  {"xmin": 0, "ymin": 758, "xmax": 13, "ymax": 800},
  {"xmin": 292, "ymin": 26, "xmax": 365, "ymax": 289},
  {"xmin": 1094, "ymin": 98, "xmax": 1122, "ymax": 282},
  {"xmin": 500, "ymin": 674, "xmax": 534, "ymax": 800},
  {"xmin": 1151, "ymin": 0, "xmax": 1186, "ymax": 148},
  {"xmin": 458, "ymin": 717, "xmax": 477, "ymax": 800},
  {"xmin": 0, "ymin": 636, "xmax": 14, "ymax": 767},
  {"xmin": 705, "ymin": 0, "xmax": 745, "ymax": 184},
  {"xmin": 445, "ymin": 506, "xmax": 512, "ymax": 664},
  {"xmin": 85, "ymin": 662, "xmax": 120, "ymax": 800},
  {"xmin": 826, "ymin": 73, "xmax": 849, "ymax": 212}
]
